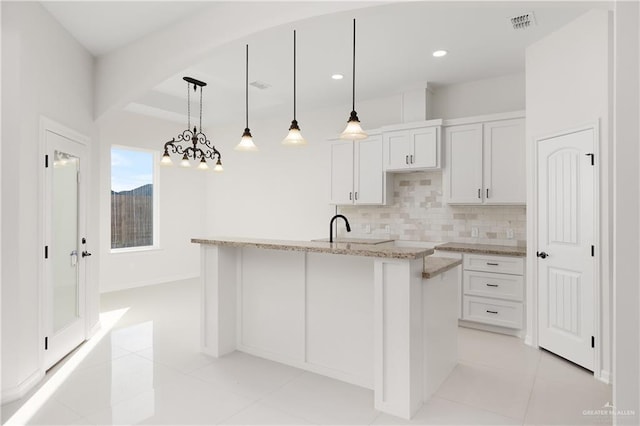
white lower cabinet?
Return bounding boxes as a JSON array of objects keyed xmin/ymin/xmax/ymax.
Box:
[{"xmin": 461, "ymin": 253, "xmax": 525, "ymax": 330}]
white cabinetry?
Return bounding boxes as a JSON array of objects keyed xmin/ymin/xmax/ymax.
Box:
[
  {"xmin": 461, "ymin": 254, "xmax": 525, "ymax": 330},
  {"xmin": 382, "ymin": 122, "xmax": 442, "ymax": 172},
  {"xmin": 330, "ymin": 134, "xmax": 388, "ymax": 205},
  {"xmin": 444, "ymin": 117, "xmax": 525, "ymax": 205}
]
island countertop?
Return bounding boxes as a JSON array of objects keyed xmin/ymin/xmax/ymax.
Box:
[{"xmin": 192, "ymin": 237, "xmax": 434, "ymax": 260}]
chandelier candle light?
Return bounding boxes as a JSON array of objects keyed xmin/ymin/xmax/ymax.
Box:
[
  {"xmin": 235, "ymin": 44, "xmax": 258, "ymax": 151},
  {"xmin": 161, "ymin": 77, "xmax": 223, "ymax": 171},
  {"xmin": 340, "ymin": 19, "xmax": 367, "ymax": 140},
  {"xmin": 282, "ymin": 30, "xmax": 307, "ymax": 146}
]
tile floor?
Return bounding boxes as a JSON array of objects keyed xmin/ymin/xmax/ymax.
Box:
[{"xmin": 2, "ymin": 279, "xmax": 612, "ymax": 425}]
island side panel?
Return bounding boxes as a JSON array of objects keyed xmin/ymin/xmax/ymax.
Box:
[
  {"xmin": 306, "ymin": 252, "xmax": 374, "ymax": 389},
  {"xmin": 423, "ymin": 265, "xmax": 460, "ymax": 401},
  {"xmin": 238, "ymin": 248, "xmax": 306, "ymax": 362},
  {"xmin": 374, "ymin": 258, "xmax": 424, "ymax": 419},
  {"xmin": 201, "ymin": 244, "xmax": 238, "ymax": 357}
]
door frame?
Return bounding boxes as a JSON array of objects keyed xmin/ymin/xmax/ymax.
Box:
[
  {"xmin": 38, "ymin": 116, "xmax": 91, "ymax": 372},
  {"xmin": 527, "ymin": 121, "xmax": 608, "ymax": 382}
]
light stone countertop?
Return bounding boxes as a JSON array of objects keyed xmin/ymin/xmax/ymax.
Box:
[
  {"xmin": 422, "ymin": 256, "xmax": 462, "ymax": 279},
  {"xmin": 435, "ymin": 242, "xmax": 526, "ymax": 257},
  {"xmin": 192, "ymin": 237, "xmax": 434, "ymax": 260}
]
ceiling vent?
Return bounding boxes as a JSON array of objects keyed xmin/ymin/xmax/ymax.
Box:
[
  {"xmin": 250, "ymin": 80, "xmax": 271, "ymax": 90},
  {"xmin": 510, "ymin": 11, "xmax": 536, "ymax": 30}
]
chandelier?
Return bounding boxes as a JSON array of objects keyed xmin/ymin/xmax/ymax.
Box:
[{"xmin": 161, "ymin": 77, "xmax": 223, "ymax": 171}]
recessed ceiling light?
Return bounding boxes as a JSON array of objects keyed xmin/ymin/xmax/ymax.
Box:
[
  {"xmin": 432, "ymin": 50, "xmax": 448, "ymax": 58},
  {"xmin": 331, "ymin": 74, "xmax": 344, "ymax": 80}
]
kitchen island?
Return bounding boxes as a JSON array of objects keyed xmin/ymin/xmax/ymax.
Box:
[{"xmin": 192, "ymin": 237, "xmax": 460, "ymax": 419}]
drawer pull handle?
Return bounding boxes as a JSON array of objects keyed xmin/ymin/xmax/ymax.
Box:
[
  {"xmin": 486, "ymin": 283, "xmax": 499, "ymax": 287},
  {"xmin": 486, "ymin": 310, "xmax": 499, "ymax": 314},
  {"xmin": 486, "ymin": 262, "xmax": 499, "ymax": 266}
]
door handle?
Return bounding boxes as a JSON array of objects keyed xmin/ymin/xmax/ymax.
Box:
[
  {"xmin": 355, "ymin": 191, "xmax": 358, "ymax": 200},
  {"xmin": 410, "ymin": 154, "xmax": 414, "ymax": 164},
  {"xmin": 405, "ymin": 155, "xmax": 409, "ymax": 165},
  {"xmin": 486, "ymin": 188, "xmax": 489, "ymax": 198},
  {"xmin": 486, "ymin": 310, "xmax": 499, "ymax": 314},
  {"xmin": 349, "ymin": 192, "xmax": 352, "ymax": 201},
  {"xmin": 486, "ymin": 283, "xmax": 499, "ymax": 287},
  {"xmin": 82, "ymin": 251, "xmax": 92, "ymax": 258},
  {"xmin": 536, "ymin": 251, "xmax": 549, "ymax": 259},
  {"xmin": 478, "ymin": 188, "xmax": 481, "ymax": 199}
]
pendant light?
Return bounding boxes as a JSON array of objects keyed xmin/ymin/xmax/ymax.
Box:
[
  {"xmin": 340, "ymin": 19, "xmax": 367, "ymax": 140},
  {"xmin": 161, "ymin": 77, "xmax": 223, "ymax": 170},
  {"xmin": 235, "ymin": 44, "xmax": 258, "ymax": 151},
  {"xmin": 282, "ymin": 30, "xmax": 307, "ymax": 146}
]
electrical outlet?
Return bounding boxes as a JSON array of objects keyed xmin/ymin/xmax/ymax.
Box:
[
  {"xmin": 471, "ymin": 227, "xmax": 479, "ymax": 238},
  {"xmin": 506, "ymin": 228, "xmax": 514, "ymax": 239},
  {"xmin": 384, "ymin": 225, "xmax": 391, "ymax": 234},
  {"xmin": 362, "ymin": 224, "xmax": 371, "ymax": 234}
]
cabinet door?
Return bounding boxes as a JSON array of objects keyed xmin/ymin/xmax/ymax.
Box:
[
  {"xmin": 383, "ymin": 130, "xmax": 412, "ymax": 170},
  {"xmin": 445, "ymin": 124, "xmax": 483, "ymax": 204},
  {"xmin": 355, "ymin": 135, "xmax": 383, "ymax": 204},
  {"xmin": 411, "ymin": 126, "xmax": 439, "ymax": 168},
  {"xmin": 483, "ymin": 119, "xmax": 526, "ymax": 204},
  {"xmin": 329, "ymin": 141, "xmax": 354, "ymax": 205}
]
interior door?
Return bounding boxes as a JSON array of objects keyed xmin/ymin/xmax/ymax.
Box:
[
  {"xmin": 44, "ymin": 130, "xmax": 88, "ymax": 370},
  {"xmin": 537, "ymin": 128, "xmax": 595, "ymax": 371}
]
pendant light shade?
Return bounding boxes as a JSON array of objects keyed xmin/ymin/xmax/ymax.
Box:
[
  {"xmin": 236, "ymin": 45, "xmax": 258, "ymax": 152},
  {"xmin": 283, "ymin": 30, "xmax": 307, "ymax": 146},
  {"xmin": 340, "ymin": 19, "xmax": 367, "ymax": 141}
]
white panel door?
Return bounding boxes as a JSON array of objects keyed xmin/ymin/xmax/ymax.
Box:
[
  {"xmin": 355, "ymin": 135, "xmax": 383, "ymax": 204},
  {"xmin": 411, "ymin": 127, "xmax": 439, "ymax": 168},
  {"xmin": 44, "ymin": 130, "xmax": 88, "ymax": 370},
  {"xmin": 445, "ymin": 124, "xmax": 483, "ymax": 204},
  {"xmin": 537, "ymin": 128, "xmax": 595, "ymax": 371},
  {"xmin": 330, "ymin": 141, "xmax": 354, "ymax": 205},
  {"xmin": 483, "ymin": 118, "xmax": 526, "ymax": 204},
  {"xmin": 384, "ymin": 130, "xmax": 412, "ymax": 170}
]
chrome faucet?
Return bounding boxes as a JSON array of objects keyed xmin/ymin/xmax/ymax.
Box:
[{"xmin": 329, "ymin": 214, "xmax": 351, "ymax": 243}]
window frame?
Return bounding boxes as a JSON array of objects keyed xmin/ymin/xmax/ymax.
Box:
[{"xmin": 109, "ymin": 145, "xmax": 160, "ymax": 253}]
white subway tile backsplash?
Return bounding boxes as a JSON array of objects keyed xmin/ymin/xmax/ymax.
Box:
[{"xmin": 338, "ymin": 171, "xmax": 526, "ymax": 246}]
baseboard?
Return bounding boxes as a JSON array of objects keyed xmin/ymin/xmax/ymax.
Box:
[
  {"xmin": 1, "ymin": 368, "xmax": 44, "ymax": 404},
  {"xmin": 459, "ymin": 319, "xmax": 525, "ymax": 339},
  {"xmin": 100, "ymin": 273, "xmax": 199, "ymax": 293},
  {"xmin": 598, "ymin": 369, "xmax": 612, "ymax": 384}
]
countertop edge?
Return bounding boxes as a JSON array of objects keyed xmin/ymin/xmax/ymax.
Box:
[
  {"xmin": 422, "ymin": 257, "xmax": 462, "ymax": 279},
  {"xmin": 435, "ymin": 243, "xmax": 526, "ymax": 257},
  {"xmin": 192, "ymin": 238, "xmax": 434, "ymax": 260}
]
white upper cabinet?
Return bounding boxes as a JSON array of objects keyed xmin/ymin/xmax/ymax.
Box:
[
  {"xmin": 444, "ymin": 123, "xmax": 484, "ymax": 204},
  {"xmin": 444, "ymin": 116, "xmax": 525, "ymax": 205},
  {"xmin": 382, "ymin": 123, "xmax": 441, "ymax": 171},
  {"xmin": 483, "ymin": 119, "xmax": 526, "ymax": 204},
  {"xmin": 330, "ymin": 134, "xmax": 388, "ymax": 205}
]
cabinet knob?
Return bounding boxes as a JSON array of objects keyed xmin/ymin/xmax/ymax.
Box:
[
  {"xmin": 410, "ymin": 154, "xmax": 414, "ymax": 164},
  {"xmin": 478, "ymin": 188, "xmax": 481, "ymax": 199},
  {"xmin": 349, "ymin": 192, "xmax": 352, "ymax": 200},
  {"xmin": 355, "ymin": 191, "xmax": 358, "ymax": 200},
  {"xmin": 486, "ymin": 188, "xmax": 490, "ymax": 198},
  {"xmin": 405, "ymin": 155, "xmax": 409, "ymax": 165}
]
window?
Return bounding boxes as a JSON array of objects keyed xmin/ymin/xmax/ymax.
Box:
[{"xmin": 111, "ymin": 146, "xmax": 159, "ymax": 250}]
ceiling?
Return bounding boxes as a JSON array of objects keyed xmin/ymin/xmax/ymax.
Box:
[{"xmin": 42, "ymin": 1, "xmax": 611, "ymax": 127}]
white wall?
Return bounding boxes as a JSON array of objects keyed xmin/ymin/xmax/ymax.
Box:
[
  {"xmin": 525, "ymin": 9, "xmax": 613, "ymax": 382},
  {"xmin": 98, "ymin": 111, "xmax": 206, "ymax": 293},
  {"xmin": 431, "ymin": 73, "xmax": 525, "ymax": 119},
  {"xmin": 613, "ymin": 1, "xmax": 640, "ymax": 423},
  {"xmin": 205, "ymin": 95, "xmax": 403, "ymax": 240},
  {"xmin": 1, "ymin": 2, "xmax": 98, "ymax": 402}
]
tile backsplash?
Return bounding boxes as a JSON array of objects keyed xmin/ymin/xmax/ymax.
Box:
[{"xmin": 338, "ymin": 171, "xmax": 526, "ymax": 246}]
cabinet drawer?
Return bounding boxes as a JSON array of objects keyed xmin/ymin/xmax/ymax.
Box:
[
  {"xmin": 463, "ymin": 254, "xmax": 524, "ymax": 275},
  {"xmin": 463, "ymin": 296, "xmax": 523, "ymax": 329},
  {"xmin": 463, "ymin": 271, "xmax": 524, "ymax": 302}
]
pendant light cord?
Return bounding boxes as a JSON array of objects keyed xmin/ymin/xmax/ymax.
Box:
[
  {"xmin": 199, "ymin": 85, "xmax": 203, "ymax": 133},
  {"xmin": 245, "ymin": 44, "xmax": 249, "ymax": 129},
  {"xmin": 187, "ymin": 81, "xmax": 191, "ymax": 131},
  {"xmin": 352, "ymin": 19, "xmax": 356, "ymax": 112},
  {"xmin": 293, "ymin": 30, "xmax": 297, "ymax": 121}
]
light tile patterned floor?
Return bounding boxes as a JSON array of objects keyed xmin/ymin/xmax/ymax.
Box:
[{"xmin": 2, "ymin": 279, "xmax": 612, "ymax": 425}]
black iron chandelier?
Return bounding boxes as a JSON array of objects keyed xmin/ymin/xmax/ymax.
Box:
[{"xmin": 161, "ymin": 77, "xmax": 223, "ymax": 171}]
